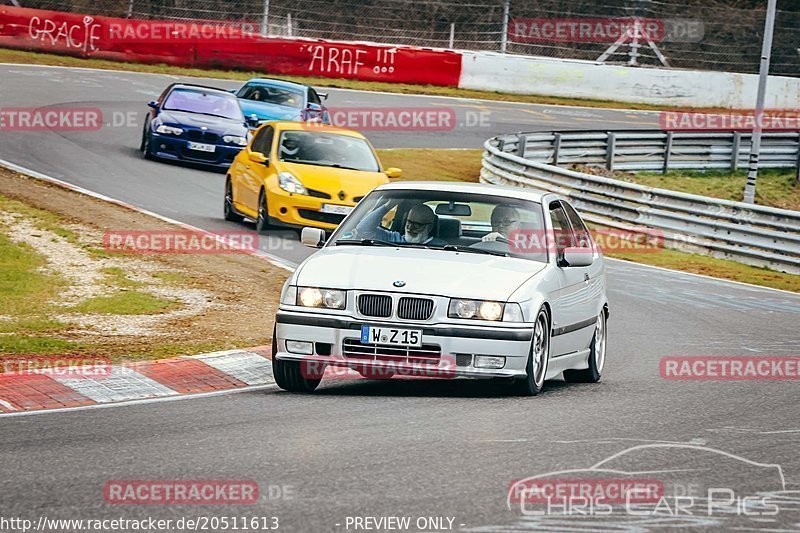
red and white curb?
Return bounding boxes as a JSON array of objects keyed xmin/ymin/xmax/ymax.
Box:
[{"xmin": 0, "ymin": 347, "xmax": 275, "ymax": 416}]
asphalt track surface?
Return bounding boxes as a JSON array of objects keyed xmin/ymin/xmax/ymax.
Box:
[{"xmin": 0, "ymin": 64, "xmax": 799, "ymax": 532}]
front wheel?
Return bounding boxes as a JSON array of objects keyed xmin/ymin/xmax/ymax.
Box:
[
  {"xmin": 140, "ymin": 130, "xmax": 154, "ymax": 160},
  {"xmin": 512, "ymin": 306, "xmax": 550, "ymax": 396},
  {"xmin": 223, "ymin": 178, "xmax": 243, "ymax": 222},
  {"xmin": 564, "ymin": 310, "xmax": 607, "ymax": 383},
  {"xmin": 271, "ymin": 327, "xmax": 321, "ymax": 392},
  {"xmin": 256, "ymin": 190, "xmax": 272, "ymax": 234}
]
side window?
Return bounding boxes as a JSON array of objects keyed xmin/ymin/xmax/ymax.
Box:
[
  {"xmin": 308, "ymin": 89, "xmax": 321, "ymax": 105},
  {"xmin": 561, "ymin": 202, "xmax": 592, "ymax": 248},
  {"xmin": 549, "ymin": 202, "xmax": 575, "ymax": 258},
  {"xmin": 251, "ymin": 126, "xmax": 274, "ymax": 155}
]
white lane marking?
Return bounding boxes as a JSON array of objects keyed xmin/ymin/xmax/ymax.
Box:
[
  {"xmin": 0, "ymin": 383, "xmax": 280, "ymax": 418},
  {"xmin": 190, "ymin": 351, "xmax": 274, "ymax": 386},
  {"xmin": 607, "ymin": 257, "xmax": 800, "ymax": 297},
  {"xmin": 0, "ymin": 399, "xmax": 18, "ymax": 411},
  {"xmin": 0, "ymin": 158, "xmax": 296, "ymax": 271},
  {"xmin": 52, "ymin": 366, "xmax": 178, "ymax": 403},
  {"xmin": 0, "ymin": 62, "xmax": 661, "ymax": 115}
]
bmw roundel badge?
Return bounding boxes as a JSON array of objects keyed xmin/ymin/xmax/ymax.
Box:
[{"xmin": 393, "ymin": 280, "xmax": 406, "ymax": 288}]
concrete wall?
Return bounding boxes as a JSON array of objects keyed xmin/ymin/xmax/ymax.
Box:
[{"xmin": 459, "ymin": 52, "xmax": 800, "ymax": 109}]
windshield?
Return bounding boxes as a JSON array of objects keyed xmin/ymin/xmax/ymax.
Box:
[
  {"xmin": 238, "ymin": 83, "xmax": 305, "ymax": 109},
  {"xmin": 163, "ymin": 89, "xmax": 244, "ymax": 121},
  {"xmin": 329, "ymin": 189, "xmax": 548, "ymax": 262},
  {"xmin": 277, "ymin": 131, "xmax": 380, "ymax": 172}
]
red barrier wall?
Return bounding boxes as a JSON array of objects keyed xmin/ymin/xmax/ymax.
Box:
[{"xmin": 0, "ymin": 7, "xmax": 462, "ymax": 87}]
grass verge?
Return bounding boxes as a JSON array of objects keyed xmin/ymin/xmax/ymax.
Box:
[
  {"xmin": 384, "ymin": 148, "xmax": 799, "ymax": 292},
  {"xmin": 0, "ymin": 170, "xmax": 288, "ymax": 361},
  {"xmin": 619, "ymin": 168, "xmax": 800, "ymax": 211},
  {"xmin": 1, "ymin": 47, "xmax": 680, "ymax": 111}
]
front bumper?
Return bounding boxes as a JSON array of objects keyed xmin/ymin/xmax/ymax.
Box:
[
  {"xmin": 265, "ymin": 186, "xmax": 354, "ymax": 230},
  {"xmin": 150, "ymin": 133, "xmax": 243, "ymax": 168},
  {"xmin": 275, "ymin": 310, "xmax": 533, "ymax": 379}
]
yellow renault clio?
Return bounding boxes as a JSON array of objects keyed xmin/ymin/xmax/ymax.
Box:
[{"xmin": 224, "ymin": 121, "xmax": 401, "ymax": 231}]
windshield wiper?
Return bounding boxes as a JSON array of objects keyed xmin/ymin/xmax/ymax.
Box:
[
  {"xmin": 335, "ymin": 239, "xmax": 398, "ymax": 247},
  {"xmin": 441, "ymin": 244, "xmax": 509, "ymax": 257}
]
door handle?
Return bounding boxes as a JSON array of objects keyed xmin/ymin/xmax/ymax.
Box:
[{"xmin": 584, "ymin": 273, "xmax": 590, "ymax": 282}]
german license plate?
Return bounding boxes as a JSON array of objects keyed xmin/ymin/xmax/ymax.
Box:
[
  {"xmin": 321, "ymin": 204, "xmax": 353, "ymax": 216},
  {"xmin": 187, "ymin": 141, "xmax": 216, "ymax": 153},
  {"xmin": 361, "ymin": 326, "xmax": 422, "ymax": 347}
]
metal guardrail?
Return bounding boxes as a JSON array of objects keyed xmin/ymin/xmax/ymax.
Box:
[
  {"xmin": 481, "ymin": 133, "xmax": 800, "ymax": 274},
  {"xmin": 497, "ymin": 130, "xmax": 800, "ymax": 177}
]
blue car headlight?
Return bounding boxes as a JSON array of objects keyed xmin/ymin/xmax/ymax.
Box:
[
  {"xmin": 155, "ymin": 124, "xmax": 183, "ymax": 136},
  {"xmin": 223, "ymin": 135, "xmax": 248, "ymax": 146}
]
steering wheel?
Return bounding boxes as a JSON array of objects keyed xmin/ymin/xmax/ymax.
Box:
[{"xmin": 494, "ymin": 235, "xmax": 511, "ymax": 245}]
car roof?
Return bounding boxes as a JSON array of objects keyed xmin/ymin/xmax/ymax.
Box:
[
  {"xmin": 242, "ymin": 78, "xmax": 309, "ymax": 91},
  {"xmin": 374, "ymin": 181, "xmax": 552, "ymax": 203},
  {"xmin": 170, "ymin": 84, "xmax": 236, "ymax": 97},
  {"xmin": 270, "ymin": 121, "xmax": 366, "ymax": 139}
]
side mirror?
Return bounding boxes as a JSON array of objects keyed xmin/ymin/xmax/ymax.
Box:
[
  {"xmin": 248, "ymin": 151, "xmax": 268, "ymax": 165},
  {"xmin": 307, "ymin": 102, "xmax": 323, "ymax": 111},
  {"xmin": 301, "ymin": 227, "xmax": 326, "ymax": 248},
  {"xmin": 317, "ymin": 92, "xmax": 328, "ymax": 100},
  {"xmin": 562, "ymin": 247, "xmax": 594, "ymax": 267},
  {"xmin": 247, "ymin": 114, "xmax": 260, "ymax": 127},
  {"xmin": 147, "ymin": 101, "xmax": 159, "ymax": 110},
  {"xmin": 385, "ymin": 167, "xmax": 402, "ymax": 179}
]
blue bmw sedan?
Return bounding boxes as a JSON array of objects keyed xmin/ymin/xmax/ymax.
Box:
[{"xmin": 141, "ymin": 84, "xmax": 254, "ymax": 169}]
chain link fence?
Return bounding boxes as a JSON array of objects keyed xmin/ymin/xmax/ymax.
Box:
[{"xmin": 9, "ymin": 0, "xmax": 800, "ymax": 77}]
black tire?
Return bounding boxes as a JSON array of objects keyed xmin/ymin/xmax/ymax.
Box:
[
  {"xmin": 271, "ymin": 325, "xmax": 322, "ymax": 392},
  {"xmin": 512, "ymin": 306, "xmax": 550, "ymax": 396},
  {"xmin": 564, "ymin": 311, "xmax": 607, "ymax": 384},
  {"xmin": 223, "ymin": 177, "xmax": 243, "ymax": 222},
  {"xmin": 256, "ymin": 189, "xmax": 272, "ymax": 234},
  {"xmin": 140, "ymin": 120, "xmax": 155, "ymax": 160}
]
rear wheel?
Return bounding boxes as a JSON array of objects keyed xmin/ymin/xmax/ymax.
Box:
[
  {"xmin": 256, "ymin": 190, "xmax": 272, "ymax": 234},
  {"xmin": 271, "ymin": 326, "xmax": 321, "ymax": 392},
  {"xmin": 512, "ymin": 306, "xmax": 550, "ymax": 396},
  {"xmin": 223, "ymin": 177, "xmax": 243, "ymax": 222},
  {"xmin": 564, "ymin": 310, "xmax": 606, "ymax": 384}
]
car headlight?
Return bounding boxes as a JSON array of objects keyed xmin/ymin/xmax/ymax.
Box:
[
  {"xmin": 155, "ymin": 124, "xmax": 183, "ymax": 136},
  {"xmin": 279, "ymin": 172, "xmax": 307, "ymax": 195},
  {"xmin": 297, "ymin": 287, "xmax": 346, "ymax": 310},
  {"xmin": 223, "ymin": 135, "xmax": 248, "ymax": 146},
  {"xmin": 448, "ymin": 299, "xmax": 524, "ymax": 322},
  {"xmin": 280, "ymin": 284, "xmax": 297, "ymax": 306}
]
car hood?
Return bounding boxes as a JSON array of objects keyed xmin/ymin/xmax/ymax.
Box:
[
  {"xmin": 295, "ymin": 247, "xmax": 546, "ymax": 300},
  {"xmin": 239, "ymin": 100, "xmax": 300, "ymax": 121},
  {"xmin": 281, "ymin": 162, "xmax": 388, "ymax": 200},
  {"xmin": 158, "ymin": 110, "xmax": 246, "ymax": 136}
]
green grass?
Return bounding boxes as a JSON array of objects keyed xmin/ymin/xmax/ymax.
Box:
[
  {"xmin": 0, "ymin": 47, "xmax": 702, "ymax": 112},
  {"xmin": 71, "ymin": 291, "xmax": 178, "ymax": 315},
  {"xmin": 0, "ymin": 336, "xmax": 79, "ymax": 354},
  {"xmin": 377, "ymin": 149, "xmax": 483, "ymax": 182},
  {"xmin": 101, "ymin": 266, "xmax": 142, "ymax": 289},
  {"xmin": 0, "ymin": 232, "xmax": 64, "ymax": 316},
  {"xmin": 625, "ymin": 168, "xmax": 800, "ymax": 211},
  {"xmin": 0, "ymin": 195, "xmax": 81, "ymax": 244}
]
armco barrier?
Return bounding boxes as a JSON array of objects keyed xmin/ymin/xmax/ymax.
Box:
[
  {"xmin": 0, "ymin": 6, "xmax": 462, "ymax": 86},
  {"xmin": 481, "ymin": 134, "xmax": 800, "ymax": 274},
  {"xmin": 505, "ymin": 130, "xmax": 800, "ymax": 175}
]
